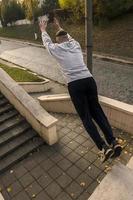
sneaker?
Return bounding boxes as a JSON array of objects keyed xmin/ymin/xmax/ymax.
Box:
[
  {"xmin": 99, "ymin": 145, "xmax": 114, "ymax": 163},
  {"xmin": 111, "ymin": 140, "xmax": 122, "ymax": 158}
]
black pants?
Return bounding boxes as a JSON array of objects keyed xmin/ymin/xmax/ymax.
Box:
[{"xmin": 68, "ymin": 77, "xmax": 115, "ymax": 150}]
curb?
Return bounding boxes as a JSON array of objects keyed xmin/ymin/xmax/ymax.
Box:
[{"xmin": 93, "ymin": 53, "xmax": 133, "ymax": 66}]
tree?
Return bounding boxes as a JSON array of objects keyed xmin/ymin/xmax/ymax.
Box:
[
  {"xmin": 8, "ymin": 0, "xmax": 25, "ymax": 24},
  {"xmin": 0, "ymin": 0, "xmax": 25, "ymax": 26},
  {"xmin": 23, "ymin": 0, "xmax": 42, "ymax": 22},
  {"xmin": 59, "ymin": 0, "xmax": 133, "ymax": 22},
  {"xmin": 0, "ymin": 0, "xmax": 9, "ymax": 26},
  {"xmin": 59, "ymin": 0, "xmax": 85, "ymax": 21},
  {"xmin": 42, "ymin": 0, "xmax": 59, "ymax": 13},
  {"xmin": 93, "ymin": 0, "xmax": 133, "ymax": 24}
]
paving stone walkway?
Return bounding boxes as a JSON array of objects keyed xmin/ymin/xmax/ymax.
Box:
[{"xmin": 0, "ymin": 113, "xmax": 132, "ymax": 200}]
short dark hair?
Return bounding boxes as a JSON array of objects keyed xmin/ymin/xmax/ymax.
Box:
[{"xmin": 56, "ymin": 30, "xmax": 68, "ymax": 37}]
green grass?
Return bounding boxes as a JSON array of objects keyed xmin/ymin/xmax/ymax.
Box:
[
  {"xmin": 0, "ymin": 24, "xmax": 40, "ymax": 43},
  {"xmin": 0, "ymin": 13, "xmax": 133, "ymax": 58},
  {"xmin": 0, "ymin": 63, "xmax": 43, "ymax": 82}
]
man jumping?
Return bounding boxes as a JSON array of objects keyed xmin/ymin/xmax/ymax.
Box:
[{"xmin": 39, "ymin": 18, "xmax": 122, "ymax": 162}]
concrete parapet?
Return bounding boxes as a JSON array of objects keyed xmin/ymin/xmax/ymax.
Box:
[
  {"xmin": 0, "ymin": 68, "xmax": 58, "ymax": 145},
  {"xmin": 38, "ymin": 93, "xmax": 133, "ymax": 135},
  {"xmin": 88, "ymin": 160, "xmax": 133, "ymax": 200},
  {"xmin": 18, "ymin": 80, "xmax": 50, "ymax": 93}
]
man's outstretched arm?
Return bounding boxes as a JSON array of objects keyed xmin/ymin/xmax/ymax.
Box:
[{"xmin": 39, "ymin": 19, "xmax": 56, "ymax": 55}]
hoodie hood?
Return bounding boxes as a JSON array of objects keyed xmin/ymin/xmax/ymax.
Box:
[{"xmin": 57, "ymin": 40, "xmax": 80, "ymax": 52}]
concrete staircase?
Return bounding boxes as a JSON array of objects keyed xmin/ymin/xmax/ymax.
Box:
[
  {"xmin": 89, "ymin": 157, "xmax": 133, "ymax": 200},
  {"xmin": 0, "ymin": 92, "xmax": 44, "ymax": 174}
]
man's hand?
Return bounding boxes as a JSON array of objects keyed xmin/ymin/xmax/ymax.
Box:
[
  {"xmin": 53, "ymin": 18, "xmax": 62, "ymax": 31},
  {"xmin": 39, "ymin": 19, "xmax": 47, "ymax": 33}
]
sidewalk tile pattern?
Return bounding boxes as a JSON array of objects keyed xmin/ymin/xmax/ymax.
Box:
[{"xmin": 0, "ymin": 113, "xmax": 132, "ymax": 200}]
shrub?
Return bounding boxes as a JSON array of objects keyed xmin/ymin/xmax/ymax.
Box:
[
  {"xmin": 0, "ymin": 0, "xmax": 25, "ymax": 26},
  {"xmin": 42, "ymin": 0, "xmax": 59, "ymax": 13},
  {"xmin": 59, "ymin": 0, "xmax": 133, "ymax": 22},
  {"xmin": 94, "ymin": 0, "xmax": 133, "ymax": 19},
  {"xmin": 59, "ymin": 0, "xmax": 85, "ymax": 21},
  {"xmin": 23, "ymin": 0, "xmax": 42, "ymax": 22}
]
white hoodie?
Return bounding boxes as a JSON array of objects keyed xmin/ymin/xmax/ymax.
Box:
[{"xmin": 42, "ymin": 31, "xmax": 92, "ymax": 83}]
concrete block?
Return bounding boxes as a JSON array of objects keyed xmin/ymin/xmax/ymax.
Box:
[
  {"xmin": 18, "ymin": 80, "xmax": 51, "ymax": 93},
  {"xmin": 38, "ymin": 93, "xmax": 133, "ymax": 135},
  {"xmin": 0, "ymin": 193, "xmax": 4, "ymax": 200},
  {"xmin": 38, "ymin": 94, "xmax": 76, "ymax": 114},
  {"xmin": 127, "ymin": 157, "xmax": 133, "ymax": 170},
  {"xmin": 89, "ymin": 162, "xmax": 133, "ymax": 200}
]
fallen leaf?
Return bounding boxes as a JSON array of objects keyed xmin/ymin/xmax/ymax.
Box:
[
  {"xmin": 7, "ymin": 187, "xmax": 12, "ymax": 193},
  {"xmin": 124, "ymin": 151, "xmax": 128, "ymax": 154},
  {"xmin": 32, "ymin": 194, "xmax": 36, "ymax": 198},
  {"xmin": 80, "ymin": 182, "xmax": 86, "ymax": 187},
  {"xmin": 97, "ymin": 179, "xmax": 101, "ymax": 184},
  {"xmin": 70, "ymin": 193, "xmax": 75, "ymax": 197},
  {"xmin": 104, "ymin": 166, "xmax": 112, "ymax": 173},
  {"xmin": 118, "ymin": 139, "xmax": 123, "ymax": 144}
]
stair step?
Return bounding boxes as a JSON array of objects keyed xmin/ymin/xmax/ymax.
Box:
[
  {"xmin": 0, "ymin": 98, "xmax": 9, "ymax": 107},
  {"xmin": 0, "ymin": 104, "xmax": 14, "ymax": 115},
  {"xmin": 0, "ymin": 137, "xmax": 44, "ymax": 174},
  {"xmin": 0, "ymin": 110, "xmax": 18, "ymax": 125},
  {"xmin": 0, "ymin": 115, "xmax": 25, "ymax": 134},
  {"xmin": 0, "ymin": 122, "xmax": 31, "ymax": 146},
  {"xmin": 0, "ymin": 129, "xmax": 37, "ymax": 159}
]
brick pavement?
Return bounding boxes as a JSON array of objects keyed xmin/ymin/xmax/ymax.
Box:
[{"xmin": 0, "ymin": 113, "xmax": 132, "ymax": 200}]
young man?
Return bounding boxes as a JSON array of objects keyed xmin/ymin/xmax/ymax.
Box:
[{"xmin": 39, "ymin": 18, "xmax": 122, "ymax": 162}]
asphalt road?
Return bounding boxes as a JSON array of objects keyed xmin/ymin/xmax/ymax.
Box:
[{"xmin": 0, "ymin": 39, "xmax": 133, "ymax": 104}]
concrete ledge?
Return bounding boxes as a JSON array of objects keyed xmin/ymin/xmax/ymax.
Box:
[
  {"xmin": 127, "ymin": 157, "xmax": 133, "ymax": 170},
  {"xmin": 38, "ymin": 94, "xmax": 133, "ymax": 135},
  {"xmin": 0, "ymin": 68, "xmax": 58, "ymax": 145},
  {"xmin": 88, "ymin": 157, "xmax": 133, "ymax": 200},
  {"xmin": 0, "ymin": 194, "xmax": 4, "ymax": 200},
  {"xmin": 88, "ymin": 161, "xmax": 133, "ymax": 200},
  {"xmin": 18, "ymin": 80, "xmax": 51, "ymax": 93}
]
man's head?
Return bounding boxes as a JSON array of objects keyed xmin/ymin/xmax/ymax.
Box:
[{"xmin": 56, "ymin": 30, "xmax": 69, "ymax": 43}]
